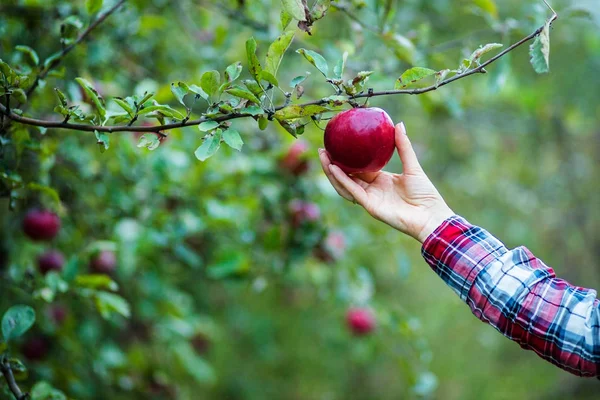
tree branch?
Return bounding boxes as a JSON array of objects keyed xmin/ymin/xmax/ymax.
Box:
[
  {"xmin": 0, "ymin": 11, "xmax": 557, "ymax": 135},
  {"xmin": 23, "ymin": 0, "xmax": 126, "ymax": 100},
  {"xmin": 0, "ymin": 357, "xmax": 27, "ymax": 400}
]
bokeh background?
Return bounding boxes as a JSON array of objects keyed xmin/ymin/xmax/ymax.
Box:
[{"xmin": 1, "ymin": 0, "xmax": 600, "ymax": 399}]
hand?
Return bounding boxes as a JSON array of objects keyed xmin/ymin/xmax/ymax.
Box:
[{"xmin": 318, "ymin": 122, "xmax": 454, "ymax": 243}]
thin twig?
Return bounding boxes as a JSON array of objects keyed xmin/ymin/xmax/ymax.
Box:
[
  {"xmin": 0, "ymin": 357, "xmax": 28, "ymax": 400},
  {"xmin": 23, "ymin": 0, "xmax": 126, "ymax": 100},
  {"xmin": 0, "ymin": 12, "xmax": 557, "ymax": 135}
]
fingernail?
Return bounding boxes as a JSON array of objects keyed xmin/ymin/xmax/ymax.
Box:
[
  {"xmin": 400, "ymin": 121, "xmax": 407, "ymax": 135},
  {"xmin": 318, "ymin": 148, "xmax": 324, "ymax": 154}
]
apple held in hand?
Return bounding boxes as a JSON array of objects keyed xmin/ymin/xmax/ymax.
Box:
[{"xmin": 324, "ymin": 107, "xmax": 395, "ymax": 174}]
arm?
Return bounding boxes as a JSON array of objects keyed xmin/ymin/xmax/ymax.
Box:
[{"xmin": 319, "ymin": 122, "xmax": 600, "ymax": 377}]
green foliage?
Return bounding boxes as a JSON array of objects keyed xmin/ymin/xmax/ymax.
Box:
[
  {"xmin": 0, "ymin": 1, "xmax": 596, "ymax": 399},
  {"xmin": 530, "ymin": 22, "xmax": 551, "ymax": 73},
  {"xmin": 2, "ymin": 305, "xmax": 35, "ymax": 341}
]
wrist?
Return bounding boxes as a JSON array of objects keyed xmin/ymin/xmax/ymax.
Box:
[{"xmin": 416, "ymin": 205, "xmax": 454, "ymax": 243}]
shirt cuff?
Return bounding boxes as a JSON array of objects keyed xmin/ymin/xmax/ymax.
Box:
[{"xmin": 421, "ymin": 215, "xmax": 508, "ymax": 301}]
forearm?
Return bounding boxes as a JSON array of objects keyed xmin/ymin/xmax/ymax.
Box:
[{"xmin": 422, "ymin": 216, "xmax": 600, "ymax": 377}]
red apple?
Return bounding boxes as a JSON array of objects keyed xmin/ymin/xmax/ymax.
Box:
[
  {"xmin": 289, "ymin": 200, "xmax": 320, "ymax": 226},
  {"xmin": 21, "ymin": 336, "xmax": 50, "ymax": 361},
  {"xmin": 314, "ymin": 231, "xmax": 346, "ymax": 263},
  {"xmin": 47, "ymin": 304, "xmax": 68, "ymax": 326},
  {"xmin": 191, "ymin": 333, "xmax": 211, "ymax": 355},
  {"xmin": 37, "ymin": 250, "xmax": 65, "ymax": 275},
  {"xmin": 89, "ymin": 250, "xmax": 117, "ymax": 274},
  {"xmin": 22, "ymin": 210, "xmax": 61, "ymax": 241},
  {"xmin": 280, "ymin": 140, "xmax": 310, "ymax": 176},
  {"xmin": 346, "ymin": 307, "xmax": 376, "ymax": 336},
  {"xmin": 324, "ymin": 107, "xmax": 395, "ymax": 174}
]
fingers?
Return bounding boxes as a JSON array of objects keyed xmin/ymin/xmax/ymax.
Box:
[
  {"xmin": 395, "ymin": 122, "xmax": 423, "ymax": 174},
  {"xmin": 328, "ymin": 164, "xmax": 369, "ymax": 206},
  {"xmin": 318, "ymin": 149, "xmax": 355, "ymax": 202}
]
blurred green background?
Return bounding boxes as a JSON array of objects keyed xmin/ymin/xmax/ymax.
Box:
[{"xmin": 1, "ymin": 0, "xmax": 599, "ymax": 399}]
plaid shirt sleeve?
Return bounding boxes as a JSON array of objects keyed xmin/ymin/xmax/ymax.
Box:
[{"xmin": 421, "ymin": 215, "xmax": 600, "ymax": 377}]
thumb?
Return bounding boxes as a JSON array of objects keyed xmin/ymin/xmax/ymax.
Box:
[{"xmin": 395, "ymin": 122, "xmax": 423, "ymax": 174}]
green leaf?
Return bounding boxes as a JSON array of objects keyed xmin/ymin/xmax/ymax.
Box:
[
  {"xmin": 15, "ymin": 45, "xmax": 39, "ymax": 66},
  {"xmin": 435, "ymin": 69, "xmax": 452, "ymax": 87},
  {"xmin": 225, "ymin": 61, "xmax": 242, "ymax": 82},
  {"xmin": 137, "ymin": 133, "xmax": 161, "ymax": 151},
  {"xmin": 173, "ymin": 342, "xmax": 216, "ymax": 384},
  {"xmin": 25, "ymin": 183, "xmax": 61, "ymax": 207},
  {"xmin": 281, "ymin": 0, "xmax": 306, "ymax": 21},
  {"xmin": 469, "ymin": 43, "xmax": 503, "ymax": 64},
  {"xmin": 95, "ymin": 130, "xmax": 109, "ymax": 152},
  {"xmin": 281, "ymin": 9, "xmax": 293, "ymax": 29},
  {"xmin": 383, "ymin": 33, "xmax": 416, "ymax": 64},
  {"xmin": 530, "ymin": 22, "xmax": 551, "ymax": 74},
  {"xmin": 242, "ymin": 80, "xmax": 263, "ymax": 97},
  {"xmin": 2, "ymin": 305, "xmax": 35, "ymax": 341},
  {"xmin": 43, "ymin": 52, "xmax": 61, "ymax": 70},
  {"xmin": 198, "ymin": 121, "xmax": 220, "ymax": 132},
  {"xmin": 94, "ymin": 292, "xmax": 131, "ymax": 319},
  {"xmin": 75, "ymin": 274, "xmax": 118, "ymax": 291},
  {"xmin": 258, "ymin": 116, "xmax": 268, "ymax": 130},
  {"xmin": 265, "ymin": 30, "xmax": 295, "ymax": 77},
  {"xmin": 473, "ymin": 0, "xmax": 498, "ymax": 20},
  {"xmin": 275, "ymin": 104, "xmax": 332, "ymax": 120},
  {"xmin": 31, "ymin": 381, "xmax": 66, "ymax": 400},
  {"xmin": 60, "ymin": 16, "xmax": 83, "ymax": 45},
  {"xmin": 54, "ymin": 88, "xmax": 68, "ymax": 107},
  {"xmin": 75, "ymin": 77, "xmax": 106, "ymax": 119},
  {"xmin": 200, "ymin": 70, "xmax": 221, "ymax": 103},
  {"xmin": 311, "ymin": 0, "xmax": 331, "ymax": 21},
  {"xmin": 277, "ymin": 119, "xmax": 299, "ymax": 138},
  {"xmin": 138, "ymin": 103, "xmax": 185, "ymax": 120},
  {"xmin": 114, "ymin": 98, "xmax": 134, "ymax": 117},
  {"xmin": 395, "ymin": 67, "xmax": 436, "ymax": 89},
  {"xmin": 86, "ymin": 0, "xmax": 103, "ymax": 14},
  {"xmin": 290, "ymin": 74, "xmax": 308, "ymax": 88},
  {"xmin": 195, "ymin": 130, "xmax": 222, "ymax": 161},
  {"xmin": 333, "ymin": 51, "xmax": 348, "ymax": 79},
  {"xmin": 296, "ymin": 48, "xmax": 329, "ymax": 77},
  {"xmin": 0, "ymin": 59, "xmax": 16, "ymax": 81},
  {"xmin": 189, "ymin": 84, "xmax": 209, "ymax": 101},
  {"xmin": 240, "ymin": 105, "xmax": 264, "ymax": 116},
  {"xmin": 226, "ymin": 86, "xmax": 261, "ymax": 104},
  {"xmin": 171, "ymin": 82, "xmax": 189, "ymax": 107},
  {"xmin": 259, "ymin": 70, "xmax": 279, "ymax": 87},
  {"xmin": 12, "ymin": 88, "xmax": 27, "ymax": 104},
  {"xmin": 6, "ymin": 358, "xmax": 27, "ymax": 381},
  {"xmin": 222, "ymin": 128, "xmax": 243, "ymax": 151},
  {"xmin": 245, "ymin": 38, "xmax": 263, "ymax": 82}
]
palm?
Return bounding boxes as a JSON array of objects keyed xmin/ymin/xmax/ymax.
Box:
[{"xmin": 354, "ymin": 171, "xmax": 443, "ymax": 235}]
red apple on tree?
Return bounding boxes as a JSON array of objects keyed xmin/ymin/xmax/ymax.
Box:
[
  {"xmin": 37, "ymin": 250, "xmax": 65, "ymax": 275},
  {"xmin": 191, "ymin": 333, "xmax": 211, "ymax": 355},
  {"xmin": 22, "ymin": 209, "xmax": 61, "ymax": 241},
  {"xmin": 324, "ymin": 107, "xmax": 395, "ymax": 174},
  {"xmin": 47, "ymin": 304, "xmax": 68, "ymax": 326},
  {"xmin": 21, "ymin": 336, "xmax": 51, "ymax": 361},
  {"xmin": 289, "ymin": 199, "xmax": 321, "ymax": 227},
  {"xmin": 280, "ymin": 140, "xmax": 310, "ymax": 176},
  {"xmin": 90, "ymin": 250, "xmax": 117, "ymax": 274},
  {"xmin": 314, "ymin": 231, "xmax": 346, "ymax": 263},
  {"xmin": 346, "ymin": 307, "xmax": 376, "ymax": 336}
]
